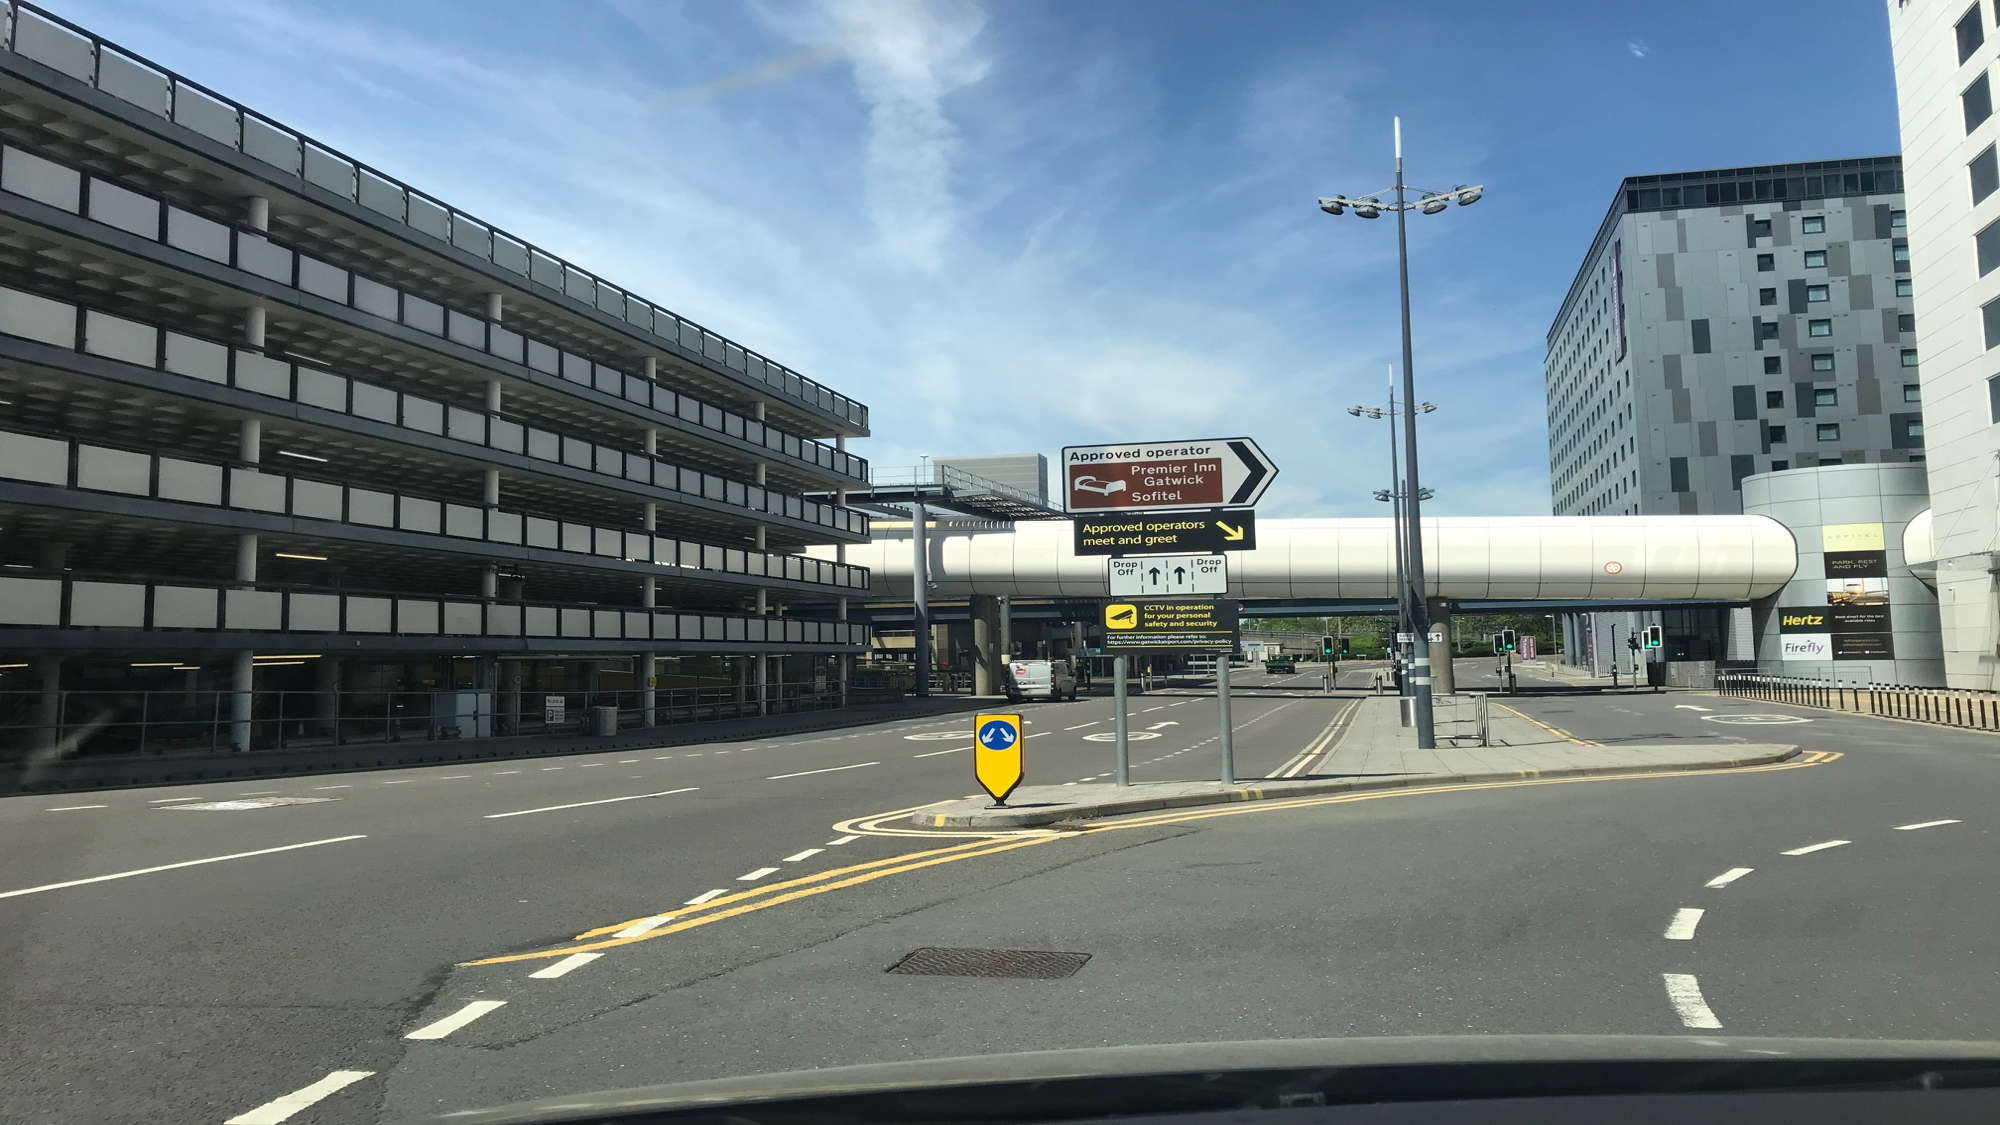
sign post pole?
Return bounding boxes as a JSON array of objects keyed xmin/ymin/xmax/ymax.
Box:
[
  {"xmin": 1113, "ymin": 654, "xmax": 1130, "ymax": 787},
  {"xmin": 1217, "ymin": 655, "xmax": 1235, "ymax": 786}
]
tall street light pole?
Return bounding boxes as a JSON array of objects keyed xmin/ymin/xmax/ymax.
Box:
[
  {"xmin": 1318, "ymin": 116, "xmax": 1483, "ymax": 750},
  {"xmin": 1350, "ymin": 385, "xmax": 1436, "ymax": 692}
]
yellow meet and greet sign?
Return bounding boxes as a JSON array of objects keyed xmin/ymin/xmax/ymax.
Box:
[{"xmin": 972, "ymin": 712, "xmax": 1024, "ymax": 805}]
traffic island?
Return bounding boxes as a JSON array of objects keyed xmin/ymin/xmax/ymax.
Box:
[{"xmin": 914, "ymin": 742, "xmax": 1802, "ymax": 830}]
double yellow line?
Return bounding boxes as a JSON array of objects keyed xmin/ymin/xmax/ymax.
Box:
[
  {"xmin": 1491, "ymin": 699, "xmax": 1601, "ymax": 746},
  {"xmin": 1270, "ymin": 700, "xmax": 1359, "ymax": 778}
]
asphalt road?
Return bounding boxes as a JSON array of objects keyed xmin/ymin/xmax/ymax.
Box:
[
  {"xmin": 0, "ymin": 663, "xmax": 1357, "ymax": 1124},
  {"xmin": 20, "ymin": 659, "xmax": 1995, "ymax": 1124}
]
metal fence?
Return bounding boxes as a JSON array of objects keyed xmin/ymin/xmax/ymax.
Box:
[
  {"xmin": 0, "ymin": 682, "xmax": 845, "ymax": 761},
  {"xmin": 1717, "ymin": 672, "xmax": 2000, "ymax": 732}
]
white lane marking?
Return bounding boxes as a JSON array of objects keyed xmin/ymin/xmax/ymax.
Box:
[
  {"xmin": 149, "ymin": 796, "xmax": 202, "ymax": 803},
  {"xmin": 1674, "ymin": 704, "xmax": 1714, "ymax": 712},
  {"xmin": 313, "ymin": 784, "xmax": 352, "ymax": 789},
  {"xmin": 1063, "ymin": 722, "xmax": 1098, "ymax": 730},
  {"xmin": 684, "ymin": 888, "xmax": 727, "ymax": 905},
  {"xmin": 440, "ymin": 775, "xmax": 471, "ymax": 780},
  {"xmin": 912, "ymin": 746, "xmax": 968, "ymax": 758},
  {"xmin": 1141, "ymin": 706, "xmax": 1165, "ymax": 712},
  {"xmin": 827, "ymin": 835, "xmax": 859, "ymax": 845},
  {"xmin": 783, "ymin": 848, "xmax": 823, "ymax": 862},
  {"xmin": 1664, "ymin": 908, "xmax": 1705, "ymax": 941},
  {"xmin": 579, "ymin": 763, "xmax": 605, "ymax": 768},
  {"xmin": 766, "ymin": 762, "xmax": 878, "ymax": 780},
  {"xmin": 738, "ymin": 867, "xmax": 779, "ymax": 881},
  {"xmin": 655, "ymin": 756, "xmax": 674, "ymax": 760},
  {"xmin": 45, "ymin": 804, "xmax": 107, "ymax": 811},
  {"xmin": 539, "ymin": 767, "xmax": 565, "ymax": 771},
  {"xmin": 614, "ymin": 914, "xmax": 675, "ymax": 938},
  {"xmin": 1894, "ymin": 819, "xmax": 1962, "ymax": 831},
  {"xmin": 529, "ymin": 952, "xmax": 602, "ymax": 980},
  {"xmin": 239, "ymin": 791, "xmax": 283, "ymax": 796},
  {"xmin": 224, "ymin": 1069, "xmax": 375, "ymax": 1125},
  {"xmin": 1170, "ymin": 701, "xmax": 1189, "ymax": 706},
  {"xmin": 0, "ymin": 835, "xmax": 367, "ymax": 901},
  {"xmin": 618, "ymin": 759, "xmax": 639, "ymax": 764},
  {"xmin": 1706, "ymin": 867, "xmax": 1754, "ymax": 888},
  {"xmin": 483, "ymin": 787, "xmax": 699, "ymax": 819},
  {"xmin": 404, "ymin": 999, "xmax": 506, "ymax": 1040},
  {"xmin": 382, "ymin": 780, "xmax": 414, "ymax": 785},
  {"xmin": 492, "ymin": 771, "xmax": 522, "ymax": 776},
  {"xmin": 1663, "ymin": 973, "xmax": 1722, "ymax": 1028},
  {"xmin": 1782, "ymin": 839, "xmax": 1850, "ymax": 856}
]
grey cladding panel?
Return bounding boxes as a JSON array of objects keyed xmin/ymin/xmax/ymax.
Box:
[{"xmin": 1698, "ymin": 420, "xmax": 1718, "ymax": 457}]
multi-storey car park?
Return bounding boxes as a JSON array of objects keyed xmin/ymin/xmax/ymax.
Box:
[{"xmin": 0, "ymin": 3, "xmax": 872, "ymax": 756}]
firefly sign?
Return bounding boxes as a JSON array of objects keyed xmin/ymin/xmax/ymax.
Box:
[{"xmin": 1061, "ymin": 437, "xmax": 1278, "ymax": 514}]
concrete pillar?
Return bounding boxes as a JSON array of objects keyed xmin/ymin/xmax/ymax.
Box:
[
  {"xmin": 485, "ymin": 291, "xmax": 504, "ymax": 322},
  {"xmin": 639, "ymin": 653, "xmax": 657, "ymax": 726},
  {"xmin": 912, "ymin": 498, "xmax": 930, "ymax": 696},
  {"xmin": 642, "ymin": 501, "xmax": 657, "ymax": 533},
  {"xmin": 243, "ymin": 305, "xmax": 266, "ymax": 349},
  {"xmin": 36, "ymin": 540, "xmax": 67, "ymax": 572},
  {"xmin": 756, "ymin": 588, "xmax": 770, "ymax": 717},
  {"xmin": 480, "ymin": 565, "xmax": 498, "ymax": 599},
  {"xmin": 482, "ymin": 468, "xmax": 501, "ymax": 507},
  {"xmin": 484, "ymin": 377, "xmax": 503, "ymax": 414},
  {"xmin": 314, "ymin": 656, "xmax": 340, "ymax": 739},
  {"xmin": 835, "ymin": 437, "xmax": 850, "ymax": 707},
  {"xmin": 228, "ymin": 650, "xmax": 255, "ymax": 753},
  {"xmin": 735, "ymin": 655, "xmax": 751, "ymax": 703},
  {"xmin": 245, "ymin": 195, "xmax": 270, "ymax": 232},
  {"xmin": 235, "ymin": 533, "xmax": 259, "ymax": 584},
  {"xmin": 1427, "ymin": 600, "xmax": 1455, "ymax": 696},
  {"xmin": 33, "ymin": 655, "xmax": 61, "ymax": 754},
  {"xmin": 498, "ymin": 659, "xmax": 521, "ymax": 735},
  {"xmin": 971, "ymin": 594, "xmax": 1003, "ymax": 695},
  {"xmin": 239, "ymin": 418, "xmax": 262, "ymax": 464},
  {"xmin": 643, "ymin": 428, "xmax": 658, "ymax": 457},
  {"xmin": 644, "ymin": 356, "xmax": 658, "ymax": 381}
]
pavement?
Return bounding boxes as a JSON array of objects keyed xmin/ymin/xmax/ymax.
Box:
[
  {"xmin": 916, "ymin": 692, "xmax": 1797, "ymax": 828},
  {"xmin": 6, "ymin": 657, "xmax": 1999, "ymax": 1123}
]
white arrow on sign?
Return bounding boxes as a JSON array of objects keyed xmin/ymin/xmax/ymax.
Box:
[
  {"xmin": 1106, "ymin": 554, "xmax": 1228, "ymax": 596},
  {"xmin": 1060, "ymin": 437, "xmax": 1278, "ymax": 514}
]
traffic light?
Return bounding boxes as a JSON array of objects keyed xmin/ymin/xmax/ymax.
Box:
[
  {"xmin": 1490, "ymin": 633, "xmax": 1503, "ymax": 654},
  {"xmin": 1627, "ymin": 634, "xmax": 1640, "ymax": 650},
  {"xmin": 1338, "ymin": 636, "xmax": 1351, "ymax": 657},
  {"xmin": 1321, "ymin": 634, "xmax": 1335, "ymax": 657},
  {"xmin": 1502, "ymin": 629, "xmax": 1517, "ymax": 652},
  {"xmin": 1644, "ymin": 624, "xmax": 1663, "ymax": 649}
]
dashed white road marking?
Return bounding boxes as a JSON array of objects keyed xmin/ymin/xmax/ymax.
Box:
[
  {"xmin": 1063, "ymin": 722, "xmax": 1098, "ymax": 730},
  {"xmin": 149, "ymin": 796, "xmax": 202, "ymax": 804},
  {"xmin": 492, "ymin": 771, "xmax": 521, "ymax": 776},
  {"xmin": 440, "ymin": 775, "xmax": 471, "ymax": 780},
  {"xmin": 0, "ymin": 835, "xmax": 367, "ymax": 900},
  {"xmin": 737, "ymin": 867, "xmax": 779, "ymax": 882},
  {"xmin": 404, "ymin": 999, "xmax": 506, "ymax": 1040},
  {"xmin": 579, "ymin": 763, "xmax": 605, "ymax": 768},
  {"xmin": 1663, "ymin": 908, "xmax": 1704, "ymax": 941},
  {"xmin": 1662, "ymin": 973, "xmax": 1722, "ymax": 1028},
  {"xmin": 45, "ymin": 804, "xmax": 106, "ymax": 811},
  {"xmin": 617, "ymin": 759, "xmax": 640, "ymax": 764},
  {"xmin": 655, "ymin": 755, "xmax": 674, "ymax": 760},
  {"xmin": 313, "ymin": 784, "xmax": 353, "ymax": 789},
  {"xmin": 766, "ymin": 762, "xmax": 878, "ymax": 780},
  {"xmin": 382, "ymin": 780, "xmax": 414, "ymax": 785},
  {"xmin": 224, "ymin": 1069, "xmax": 375, "ymax": 1124},
  {"xmin": 614, "ymin": 915, "xmax": 675, "ymax": 938},
  {"xmin": 684, "ymin": 888, "xmax": 727, "ymax": 905},
  {"xmin": 1894, "ymin": 819, "xmax": 1961, "ymax": 831},
  {"xmin": 539, "ymin": 767, "xmax": 565, "ymax": 772},
  {"xmin": 783, "ymin": 848, "xmax": 824, "ymax": 862},
  {"xmin": 529, "ymin": 952, "xmax": 602, "ymax": 980},
  {"xmin": 1674, "ymin": 704, "xmax": 1714, "ymax": 712},
  {"xmin": 482, "ymin": 787, "xmax": 699, "ymax": 819},
  {"xmin": 912, "ymin": 746, "xmax": 968, "ymax": 758},
  {"xmin": 1705, "ymin": 867, "xmax": 1754, "ymax": 888},
  {"xmin": 827, "ymin": 835, "xmax": 859, "ymax": 845},
  {"xmin": 1782, "ymin": 839, "xmax": 1850, "ymax": 856}
]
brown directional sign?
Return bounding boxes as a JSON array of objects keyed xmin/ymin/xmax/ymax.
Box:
[
  {"xmin": 1100, "ymin": 598, "xmax": 1239, "ymax": 651},
  {"xmin": 1072, "ymin": 509, "xmax": 1257, "ymax": 556},
  {"xmin": 1061, "ymin": 438, "xmax": 1276, "ymax": 514}
]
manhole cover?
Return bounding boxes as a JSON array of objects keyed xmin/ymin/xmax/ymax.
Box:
[
  {"xmin": 163, "ymin": 797, "xmax": 339, "ymax": 811},
  {"xmin": 886, "ymin": 947, "xmax": 1090, "ymax": 979}
]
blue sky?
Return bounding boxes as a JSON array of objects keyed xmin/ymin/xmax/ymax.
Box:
[{"xmin": 62, "ymin": 0, "xmax": 1901, "ymax": 517}]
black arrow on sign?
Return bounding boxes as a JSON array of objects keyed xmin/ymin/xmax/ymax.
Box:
[
  {"xmin": 1174, "ymin": 566, "xmax": 1187, "ymax": 584},
  {"xmin": 1227, "ymin": 440, "xmax": 1270, "ymax": 505},
  {"xmin": 1148, "ymin": 567, "xmax": 1162, "ymax": 584}
]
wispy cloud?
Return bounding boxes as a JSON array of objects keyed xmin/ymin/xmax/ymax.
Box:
[{"xmin": 1627, "ymin": 39, "xmax": 1651, "ymax": 60}]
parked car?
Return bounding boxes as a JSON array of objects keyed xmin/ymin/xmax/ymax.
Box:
[{"xmin": 1006, "ymin": 658, "xmax": 1078, "ymax": 702}]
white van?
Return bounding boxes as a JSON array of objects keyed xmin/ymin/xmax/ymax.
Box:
[{"xmin": 1006, "ymin": 658, "xmax": 1078, "ymax": 702}]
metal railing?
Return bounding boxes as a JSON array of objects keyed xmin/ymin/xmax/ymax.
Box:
[
  {"xmin": 0, "ymin": 1, "xmax": 868, "ymax": 434},
  {"xmin": 1717, "ymin": 672, "xmax": 2000, "ymax": 731},
  {"xmin": 0, "ymin": 683, "xmax": 846, "ymax": 761}
]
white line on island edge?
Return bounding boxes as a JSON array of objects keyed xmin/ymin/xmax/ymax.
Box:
[
  {"xmin": 1662, "ymin": 973, "xmax": 1722, "ymax": 1029},
  {"xmin": 45, "ymin": 804, "xmax": 106, "ymax": 811},
  {"xmin": 1782, "ymin": 839, "xmax": 1850, "ymax": 856},
  {"xmin": 0, "ymin": 836, "xmax": 367, "ymax": 900},
  {"xmin": 685, "ymin": 888, "xmax": 727, "ymax": 905},
  {"xmin": 1664, "ymin": 908, "xmax": 1704, "ymax": 940},
  {"xmin": 529, "ymin": 952, "xmax": 602, "ymax": 980},
  {"xmin": 482, "ymin": 787, "xmax": 698, "ymax": 819},
  {"xmin": 224, "ymin": 1069, "xmax": 375, "ymax": 1124},
  {"xmin": 1894, "ymin": 819, "xmax": 1961, "ymax": 831},
  {"xmin": 1705, "ymin": 867, "xmax": 1754, "ymax": 888},
  {"xmin": 766, "ymin": 762, "xmax": 878, "ymax": 780},
  {"xmin": 827, "ymin": 835, "xmax": 859, "ymax": 845},
  {"xmin": 614, "ymin": 914, "xmax": 676, "ymax": 938},
  {"xmin": 738, "ymin": 867, "xmax": 779, "ymax": 881},
  {"xmin": 404, "ymin": 999, "xmax": 506, "ymax": 1040}
]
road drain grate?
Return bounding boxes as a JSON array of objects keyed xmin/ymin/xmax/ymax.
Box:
[{"xmin": 886, "ymin": 947, "xmax": 1090, "ymax": 979}]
